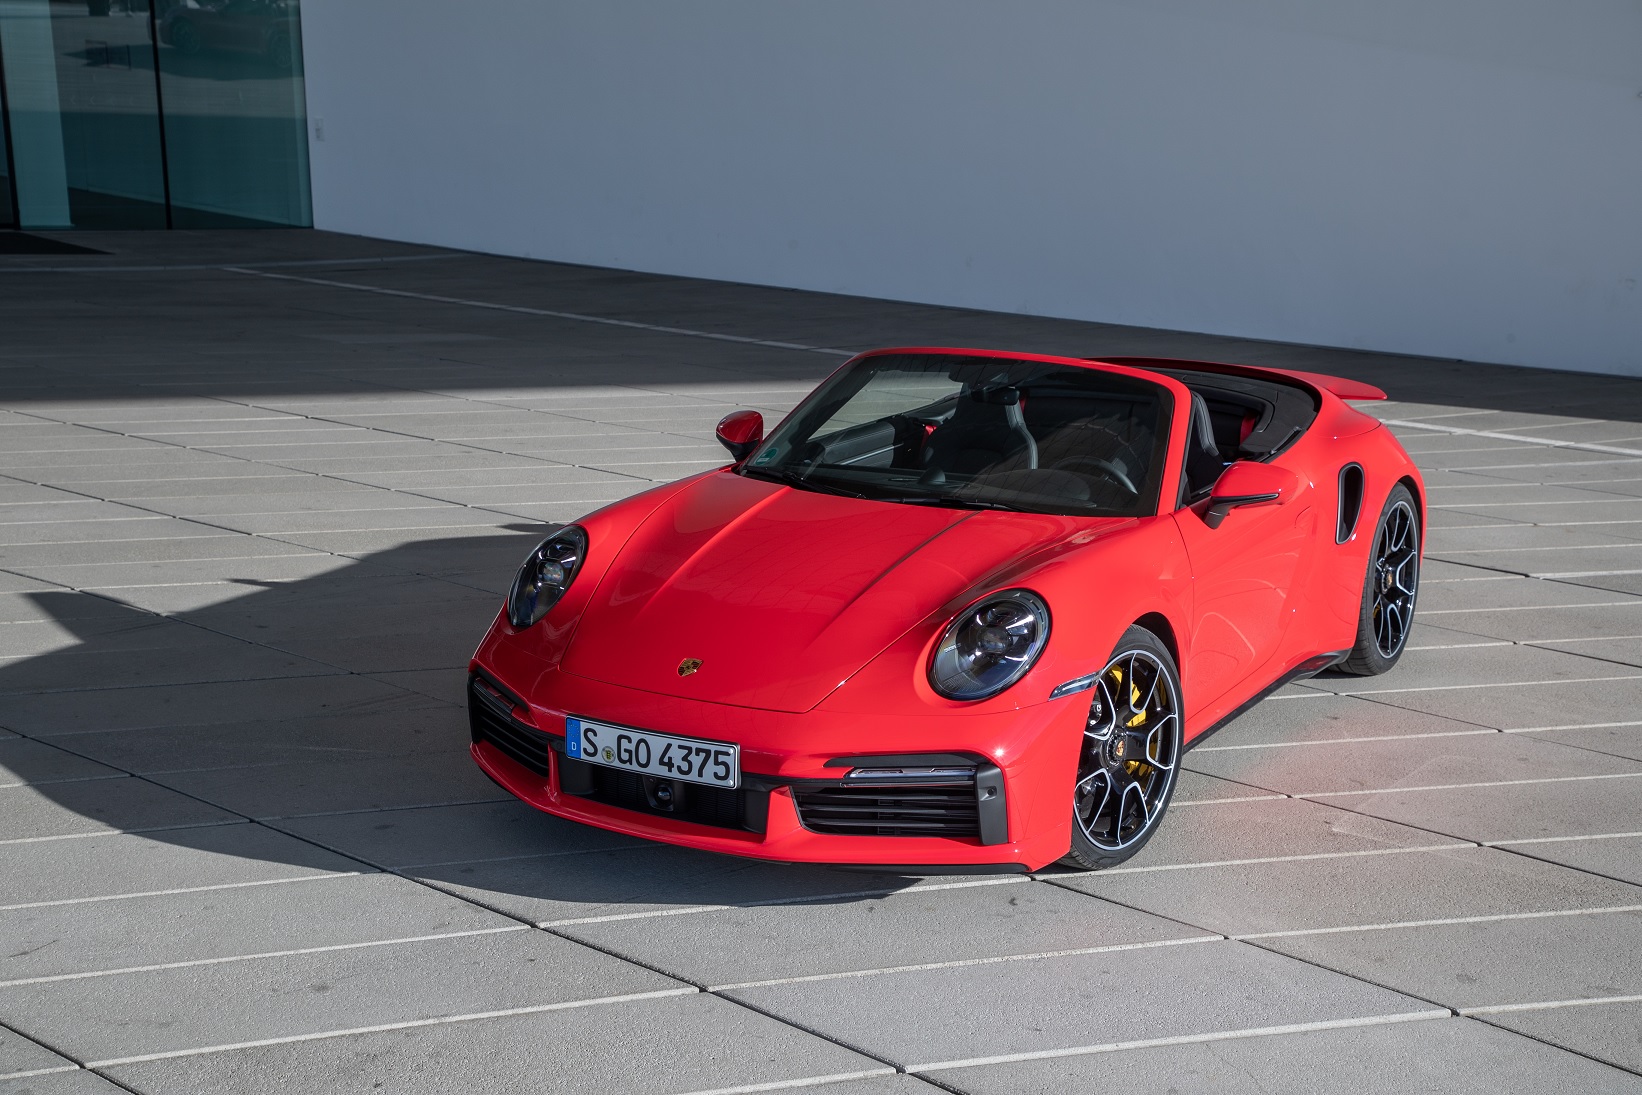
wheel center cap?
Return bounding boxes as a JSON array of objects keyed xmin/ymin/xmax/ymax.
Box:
[{"xmin": 1107, "ymin": 735, "xmax": 1129, "ymax": 765}]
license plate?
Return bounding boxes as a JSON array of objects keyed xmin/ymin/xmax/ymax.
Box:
[{"xmin": 565, "ymin": 717, "xmax": 740, "ymax": 790}]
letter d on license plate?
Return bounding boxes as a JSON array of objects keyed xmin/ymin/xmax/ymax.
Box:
[{"xmin": 565, "ymin": 717, "xmax": 740, "ymax": 789}]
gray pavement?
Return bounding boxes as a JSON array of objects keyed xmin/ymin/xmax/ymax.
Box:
[{"xmin": 2, "ymin": 230, "xmax": 1640, "ymax": 1093}]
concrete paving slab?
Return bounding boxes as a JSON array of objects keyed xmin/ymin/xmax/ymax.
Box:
[
  {"xmin": 146, "ymin": 751, "xmax": 505, "ymax": 819},
  {"xmin": 1054, "ymin": 845, "xmax": 1641, "ymax": 937},
  {"xmin": 1329, "ymin": 674, "xmax": 1642, "ymax": 731},
  {"xmin": 2, "ymin": 929, "xmax": 681, "ymax": 1064},
  {"xmin": 0, "ymin": 741, "xmax": 123, "ymax": 787},
  {"xmin": 1421, "ymin": 600, "xmax": 1642, "ymax": 642},
  {"xmin": 412, "ymin": 842, "xmax": 970, "ymax": 927},
  {"xmin": 0, "ymin": 822, "xmax": 360, "ymax": 906},
  {"xmin": 0, "ymin": 1068, "xmax": 129, "ymax": 1093},
  {"xmin": 0, "ymin": 780, "xmax": 240, "ymax": 842},
  {"xmin": 364, "ymin": 669, "xmax": 469, "ymax": 706},
  {"xmin": 0, "ymin": 873, "xmax": 523, "ymax": 984},
  {"xmin": 271, "ymin": 799, "xmax": 644, "ymax": 869},
  {"xmin": 1187, "ymin": 728, "xmax": 1642, "ymax": 797},
  {"xmin": 0, "ymin": 1026, "xmax": 75, "ymax": 1079},
  {"xmin": 0, "ymin": 674, "xmax": 437, "ymax": 737},
  {"xmin": 725, "ymin": 940, "xmax": 1431, "ymax": 1071},
  {"xmin": 1480, "ymin": 1001, "xmax": 1642, "ymax": 1076},
  {"xmin": 1329, "ymin": 770, "xmax": 1642, "ymax": 843},
  {"xmin": 1489, "ymin": 833, "xmax": 1642, "ymax": 887},
  {"xmin": 1520, "ymin": 723, "xmax": 1642, "ymax": 762},
  {"xmin": 58, "ymin": 709, "xmax": 466, "ymax": 773},
  {"xmin": 1317, "ymin": 642, "xmax": 1637, "ymax": 695},
  {"xmin": 929, "ymin": 1014, "xmax": 1642, "ymax": 1095},
  {"xmin": 1261, "ymin": 908, "xmax": 1642, "ymax": 1011},
  {"xmin": 99, "ymin": 993, "xmax": 884, "ymax": 1095},
  {"xmin": 562, "ymin": 878, "xmax": 1199, "ymax": 988},
  {"xmin": 1077, "ymin": 796, "xmax": 1466, "ymax": 872},
  {"xmin": 0, "ymin": 633, "xmax": 339, "ymax": 695}
]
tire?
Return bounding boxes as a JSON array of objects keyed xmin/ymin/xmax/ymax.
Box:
[
  {"xmin": 1337, "ymin": 483, "xmax": 1420, "ymax": 676},
  {"xmin": 1059, "ymin": 625, "xmax": 1183, "ymax": 870}
]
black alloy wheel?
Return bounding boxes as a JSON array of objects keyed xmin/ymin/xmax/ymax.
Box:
[
  {"xmin": 1060, "ymin": 626, "xmax": 1182, "ymax": 870},
  {"xmin": 1339, "ymin": 483, "xmax": 1421, "ymax": 675}
]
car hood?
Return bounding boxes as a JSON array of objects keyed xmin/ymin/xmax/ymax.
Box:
[{"xmin": 560, "ymin": 472, "xmax": 1094, "ymax": 713}]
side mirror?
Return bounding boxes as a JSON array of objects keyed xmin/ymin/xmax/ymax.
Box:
[
  {"xmin": 1203, "ymin": 461, "xmax": 1300, "ymax": 529},
  {"xmin": 715, "ymin": 410, "xmax": 764, "ymax": 463}
]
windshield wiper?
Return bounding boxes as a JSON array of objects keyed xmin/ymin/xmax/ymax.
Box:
[
  {"xmin": 740, "ymin": 466, "xmax": 868, "ymax": 499},
  {"xmin": 873, "ymin": 495, "xmax": 1022, "ymax": 512}
]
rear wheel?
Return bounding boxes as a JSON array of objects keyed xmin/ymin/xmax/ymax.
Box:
[
  {"xmin": 1338, "ymin": 483, "xmax": 1420, "ymax": 676},
  {"xmin": 1059, "ymin": 626, "xmax": 1182, "ymax": 870}
]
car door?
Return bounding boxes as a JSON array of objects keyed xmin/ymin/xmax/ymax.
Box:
[{"xmin": 1174, "ymin": 490, "xmax": 1314, "ymax": 717}]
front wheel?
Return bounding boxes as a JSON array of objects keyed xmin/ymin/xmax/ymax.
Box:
[
  {"xmin": 1337, "ymin": 483, "xmax": 1420, "ymax": 676},
  {"xmin": 1059, "ymin": 626, "xmax": 1183, "ymax": 870}
]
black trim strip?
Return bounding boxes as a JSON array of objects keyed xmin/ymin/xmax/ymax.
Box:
[{"xmin": 1184, "ymin": 650, "xmax": 1349, "ymax": 753}]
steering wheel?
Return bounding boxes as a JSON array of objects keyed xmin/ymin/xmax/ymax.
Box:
[{"xmin": 1048, "ymin": 455, "xmax": 1140, "ymax": 495}]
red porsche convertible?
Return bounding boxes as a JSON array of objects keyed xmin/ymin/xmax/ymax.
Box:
[{"xmin": 469, "ymin": 349, "xmax": 1421, "ymax": 871}]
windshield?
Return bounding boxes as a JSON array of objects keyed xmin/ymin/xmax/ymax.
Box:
[{"xmin": 741, "ymin": 353, "xmax": 1173, "ymax": 517}]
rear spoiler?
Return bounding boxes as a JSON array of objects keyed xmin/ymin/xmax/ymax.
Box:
[{"xmin": 1091, "ymin": 356, "xmax": 1388, "ymax": 402}]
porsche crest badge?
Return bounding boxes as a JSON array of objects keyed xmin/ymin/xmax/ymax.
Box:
[{"xmin": 677, "ymin": 658, "xmax": 703, "ymax": 677}]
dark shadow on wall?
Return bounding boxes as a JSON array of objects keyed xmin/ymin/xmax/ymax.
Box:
[{"xmin": 0, "ymin": 529, "xmax": 931, "ymax": 913}]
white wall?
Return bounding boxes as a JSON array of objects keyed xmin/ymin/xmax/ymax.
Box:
[{"xmin": 300, "ymin": 1, "xmax": 1642, "ymax": 377}]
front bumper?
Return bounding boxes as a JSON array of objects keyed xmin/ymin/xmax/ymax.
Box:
[{"xmin": 466, "ymin": 656, "xmax": 1083, "ymax": 871}]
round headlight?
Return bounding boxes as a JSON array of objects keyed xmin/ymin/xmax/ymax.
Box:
[
  {"xmin": 507, "ymin": 526, "xmax": 588, "ymax": 629},
  {"xmin": 929, "ymin": 589, "xmax": 1050, "ymax": 700}
]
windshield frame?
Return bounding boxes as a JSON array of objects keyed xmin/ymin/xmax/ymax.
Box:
[{"xmin": 738, "ymin": 348, "xmax": 1182, "ymax": 519}]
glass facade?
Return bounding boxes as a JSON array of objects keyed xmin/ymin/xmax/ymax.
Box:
[{"xmin": 0, "ymin": 0, "xmax": 309, "ymax": 230}]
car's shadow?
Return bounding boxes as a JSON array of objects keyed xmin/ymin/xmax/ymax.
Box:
[{"xmin": 0, "ymin": 527, "xmax": 934, "ymax": 917}]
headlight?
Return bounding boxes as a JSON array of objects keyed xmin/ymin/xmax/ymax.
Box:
[
  {"xmin": 929, "ymin": 589, "xmax": 1050, "ymax": 700},
  {"xmin": 506, "ymin": 526, "xmax": 588, "ymax": 628}
]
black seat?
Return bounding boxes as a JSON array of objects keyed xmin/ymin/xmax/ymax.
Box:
[
  {"xmin": 924, "ymin": 387, "xmax": 1037, "ymax": 476},
  {"xmin": 1181, "ymin": 392, "xmax": 1225, "ymax": 500}
]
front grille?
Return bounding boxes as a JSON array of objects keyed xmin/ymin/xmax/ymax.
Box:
[
  {"xmin": 793, "ymin": 784, "xmax": 981, "ymax": 838},
  {"xmin": 469, "ymin": 676, "xmax": 554, "ymax": 777},
  {"xmin": 573, "ymin": 764, "xmax": 758, "ymax": 832}
]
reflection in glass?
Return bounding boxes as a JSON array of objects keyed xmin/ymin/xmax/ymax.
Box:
[
  {"xmin": 0, "ymin": 0, "xmax": 167, "ymax": 228},
  {"xmin": 154, "ymin": 0, "xmax": 309, "ymax": 227}
]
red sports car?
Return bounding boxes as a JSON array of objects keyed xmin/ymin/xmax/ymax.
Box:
[{"xmin": 469, "ymin": 348, "xmax": 1422, "ymax": 871}]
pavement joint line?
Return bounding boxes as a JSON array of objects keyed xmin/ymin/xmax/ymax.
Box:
[
  {"xmin": 1462, "ymin": 993, "xmax": 1642, "ymax": 1016},
  {"xmin": 0, "ymin": 925, "xmax": 532, "ymax": 988},
  {"xmin": 1088, "ymin": 843, "xmax": 1477, "ymax": 875},
  {"xmin": 1296, "ymin": 771, "xmax": 1642, "ymax": 799},
  {"xmin": 1435, "ymin": 543, "xmax": 1642, "ymax": 555},
  {"xmin": 80, "ymin": 987, "xmax": 703, "ymax": 1068},
  {"xmin": 252, "ymin": 796, "xmax": 512, "ymax": 821},
  {"xmin": 1322, "ymin": 673, "xmax": 1642, "ymax": 695},
  {"xmin": 1421, "ymin": 601, "xmax": 1642, "ymax": 613},
  {"xmin": 1536, "ymin": 568, "xmax": 1642, "ymax": 578},
  {"xmin": 1172, "ymin": 793, "xmax": 1291, "ymax": 807},
  {"xmin": 1192, "ymin": 728, "xmax": 1501, "ymax": 752},
  {"xmin": 0, "ymin": 872, "xmax": 365, "ymax": 912},
  {"xmin": 907, "ymin": 1010, "xmax": 1452, "ymax": 1073},
  {"xmin": 0, "ymin": 1065, "xmax": 82, "ymax": 1081},
  {"xmin": 1484, "ymin": 831, "xmax": 1642, "ymax": 846},
  {"xmin": 1505, "ymin": 719, "xmax": 1642, "ymax": 733},
  {"xmin": 0, "ymin": 820, "xmax": 246, "ymax": 846},
  {"xmin": 0, "ymin": 254, "xmax": 459, "ymax": 275},
  {"xmin": 228, "ymin": 268, "xmax": 861, "ymax": 356},
  {"xmin": 0, "ymin": 775, "xmax": 126, "ymax": 789},
  {"xmin": 327, "ymin": 843, "xmax": 651, "ymax": 871},
  {"xmin": 707, "ymin": 935, "xmax": 1224, "ymax": 992},
  {"xmin": 1234, "ymin": 903, "xmax": 1642, "ymax": 941},
  {"xmin": 670, "ymin": 1071, "xmax": 901, "ymax": 1095},
  {"xmin": 539, "ymin": 876, "xmax": 1033, "ymax": 928},
  {"xmin": 1445, "ymin": 458, "xmax": 1642, "ymax": 471}
]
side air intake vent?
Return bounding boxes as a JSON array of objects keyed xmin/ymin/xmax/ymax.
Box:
[{"xmin": 1337, "ymin": 463, "xmax": 1364, "ymax": 543}]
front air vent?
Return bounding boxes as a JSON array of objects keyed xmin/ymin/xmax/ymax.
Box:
[
  {"xmin": 1337, "ymin": 463, "xmax": 1364, "ymax": 543},
  {"xmin": 468, "ymin": 675, "xmax": 553, "ymax": 777},
  {"xmin": 793, "ymin": 784, "xmax": 981, "ymax": 838}
]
